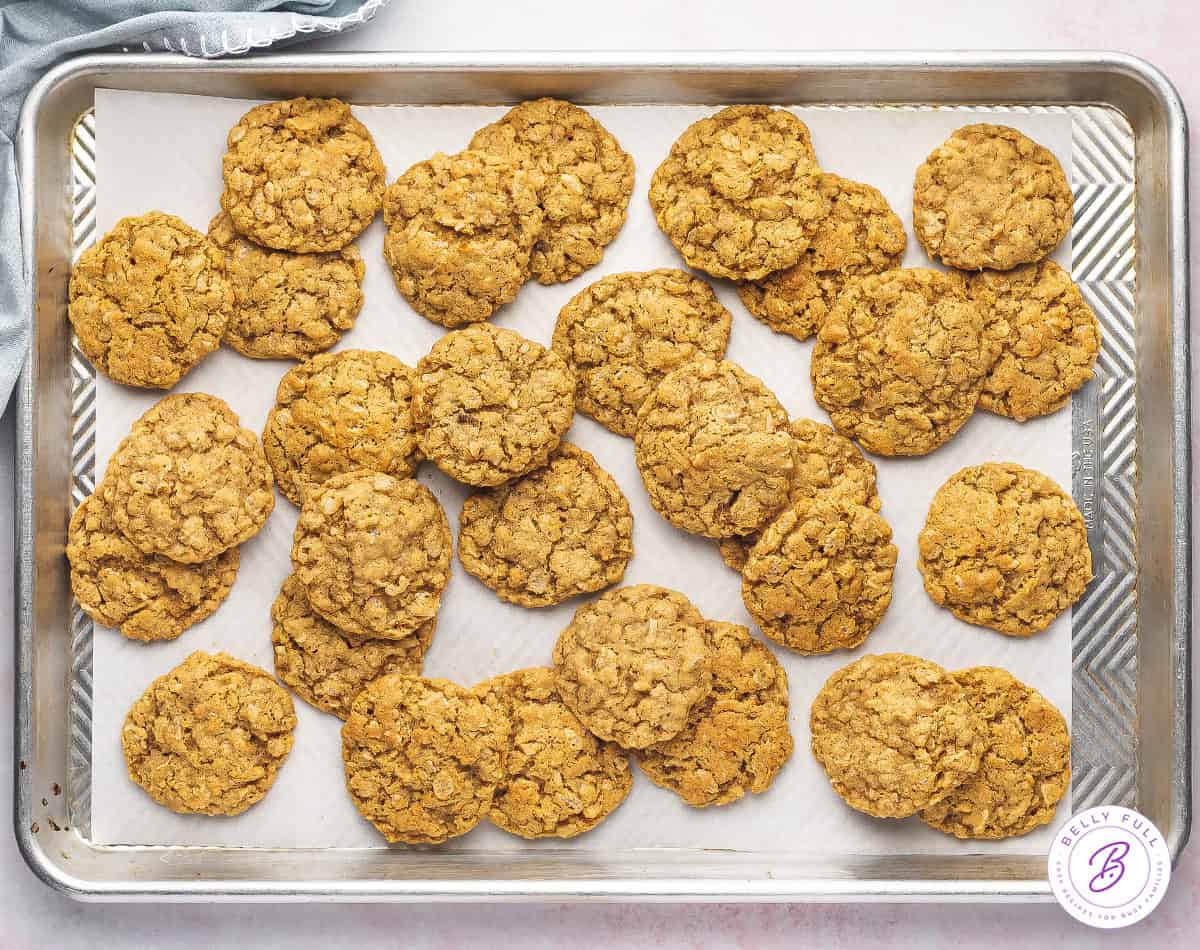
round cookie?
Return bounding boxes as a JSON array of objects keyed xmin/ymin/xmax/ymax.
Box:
[
  {"xmin": 263, "ymin": 349, "xmax": 421, "ymax": 507},
  {"xmin": 68, "ymin": 211, "xmax": 232, "ymax": 389},
  {"xmin": 102, "ymin": 393, "xmax": 274, "ymax": 563},
  {"xmin": 382, "ymin": 149, "xmax": 544, "ymax": 327},
  {"xmin": 291, "ymin": 470, "xmax": 451, "ymax": 639},
  {"xmin": 917, "ymin": 462, "xmax": 1093, "ymax": 636},
  {"xmin": 470, "ymin": 98, "xmax": 635, "ymax": 284},
  {"xmin": 738, "ymin": 175, "xmax": 906, "ymax": 341},
  {"xmin": 635, "ymin": 622, "xmax": 793, "ymax": 807},
  {"xmin": 207, "ymin": 211, "xmax": 364, "ymax": 360},
  {"xmin": 811, "ymin": 268, "xmax": 991, "ymax": 456},
  {"xmin": 551, "ymin": 269, "xmax": 733, "ymax": 436},
  {"xmin": 967, "ymin": 260, "xmax": 1101, "ymax": 421},
  {"xmin": 809, "ymin": 653, "xmax": 986, "ymax": 819},
  {"xmin": 342, "ymin": 674, "xmax": 508, "ymax": 844},
  {"xmin": 476, "ymin": 667, "xmax": 633, "ymax": 839},
  {"xmin": 552, "ymin": 585, "xmax": 712, "ymax": 750},
  {"xmin": 121, "ymin": 651, "xmax": 296, "ymax": 816},
  {"xmin": 221, "ymin": 97, "xmax": 385, "ymax": 253},
  {"xmin": 920, "ymin": 667, "xmax": 1070, "ymax": 839},
  {"xmin": 742, "ymin": 496, "xmax": 897, "ymax": 655},
  {"xmin": 913, "ymin": 123, "xmax": 1072, "ymax": 271},
  {"xmin": 271, "ymin": 574, "xmax": 435, "ymax": 720},
  {"xmin": 458, "ymin": 443, "xmax": 633, "ymax": 607},
  {"xmin": 648, "ymin": 105, "xmax": 828, "ymax": 280},
  {"xmin": 634, "ymin": 358, "xmax": 793, "ymax": 539},
  {"xmin": 414, "ymin": 324, "xmax": 576, "ymax": 487}
]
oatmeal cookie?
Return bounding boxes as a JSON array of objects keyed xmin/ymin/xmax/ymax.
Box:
[
  {"xmin": 291, "ymin": 470, "xmax": 451, "ymax": 639},
  {"xmin": 811, "ymin": 268, "xmax": 991, "ymax": 456},
  {"xmin": 68, "ymin": 211, "xmax": 231, "ymax": 389},
  {"xmin": 738, "ymin": 175, "xmax": 906, "ymax": 340},
  {"xmin": 342, "ymin": 674, "xmax": 508, "ymax": 844},
  {"xmin": 263, "ymin": 349, "xmax": 421, "ymax": 506},
  {"xmin": 551, "ymin": 269, "xmax": 733, "ymax": 436},
  {"xmin": 121, "ymin": 651, "xmax": 296, "ymax": 816},
  {"xmin": 635, "ymin": 622, "xmax": 792, "ymax": 807},
  {"xmin": 221, "ymin": 97, "xmax": 385, "ymax": 253},
  {"xmin": 414, "ymin": 324, "xmax": 576, "ymax": 486},
  {"xmin": 470, "ymin": 98, "xmax": 635, "ymax": 284},
  {"xmin": 918, "ymin": 462, "xmax": 1092, "ymax": 636},
  {"xmin": 913, "ymin": 123, "xmax": 1072, "ymax": 271},
  {"xmin": 809, "ymin": 653, "xmax": 986, "ymax": 818},
  {"xmin": 458, "ymin": 443, "xmax": 633, "ymax": 607},
  {"xmin": 920, "ymin": 667, "xmax": 1070, "ymax": 839},
  {"xmin": 102, "ymin": 393, "xmax": 274, "ymax": 563},
  {"xmin": 634, "ymin": 358, "xmax": 793, "ymax": 538},
  {"xmin": 552, "ymin": 585, "xmax": 712, "ymax": 749}
]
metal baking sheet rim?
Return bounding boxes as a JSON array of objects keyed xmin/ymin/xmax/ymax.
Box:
[{"xmin": 13, "ymin": 50, "xmax": 1191, "ymax": 902}]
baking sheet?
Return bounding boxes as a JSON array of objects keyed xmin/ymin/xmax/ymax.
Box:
[{"xmin": 88, "ymin": 88, "xmax": 1074, "ymax": 855}]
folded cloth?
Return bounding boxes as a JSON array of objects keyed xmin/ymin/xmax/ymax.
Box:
[{"xmin": 0, "ymin": 0, "xmax": 386, "ymax": 410}]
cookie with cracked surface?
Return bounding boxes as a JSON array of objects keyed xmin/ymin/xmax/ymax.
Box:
[
  {"xmin": 414, "ymin": 323, "xmax": 576, "ymax": 487},
  {"xmin": 221, "ymin": 97, "xmax": 385, "ymax": 253},
  {"xmin": 458, "ymin": 443, "xmax": 633, "ymax": 607},
  {"xmin": 102, "ymin": 393, "xmax": 274, "ymax": 564},
  {"xmin": 476, "ymin": 667, "xmax": 632, "ymax": 838},
  {"xmin": 918, "ymin": 462, "xmax": 1092, "ymax": 636},
  {"xmin": 470, "ymin": 98, "xmax": 635, "ymax": 284},
  {"xmin": 262, "ymin": 349, "xmax": 421, "ymax": 507},
  {"xmin": 737, "ymin": 175, "xmax": 906, "ymax": 341},
  {"xmin": 68, "ymin": 211, "xmax": 232, "ymax": 389},
  {"xmin": 271, "ymin": 574, "xmax": 435, "ymax": 720},
  {"xmin": 811, "ymin": 268, "xmax": 991, "ymax": 456},
  {"xmin": 552, "ymin": 585, "xmax": 712, "ymax": 750},
  {"xmin": 913, "ymin": 123, "xmax": 1072, "ymax": 271},
  {"xmin": 208, "ymin": 211, "xmax": 364, "ymax": 360},
  {"xmin": 291, "ymin": 470, "xmax": 451, "ymax": 639},
  {"xmin": 635, "ymin": 622, "xmax": 792, "ymax": 807},
  {"xmin": 920, "ymin": 667, "xmax": 1070, "ymax": 839},
  {"xmin": 634, "ymin": 358, "xmax": 793, "ymax": 539},
  {"xmin": 551, "ymin": 269, "xmax": 733, "ymax": 436},
  {"xmin": 382, "ymin": 149, "xmax": 544, "ymax": 327},
  {"xmin": 342, "ymin": 674, "xmax": 508, "ymax": 844},
  {"xmin": 809, "ymin": 653, "xmax": 986, "ymax": 818},
  {"xmin": 121, "ymin": 651, "xmax": 296, "ymax": 816}
]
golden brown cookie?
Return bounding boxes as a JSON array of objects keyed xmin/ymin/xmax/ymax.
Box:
[
  {"xmin": 552, "ymin": 585, "xmax": 712, "ymax": 750},
  {"xmin": 68, "ymin": 211, "xmax": 231, "ymax": 388},
  {"xmin": 121, "ymin": 651, "xmax": 296, "ymax": 816},
  {"xmin": 635, "ymin": 622, "xmax": 792, "ymax": 807},
  {"xmin": 809, "ymin": 653, "xmax": 986, "ymax": 818},
  {"xmin": 102, "ymin": 393, "xmax": 274, "ymax": 564},
  {"xmin": 551, "ymin": 269, "xmax": 733, "ymax": 436},
  {"xmin": 221, "ymin": 97, "xmax": 385, "ymax": 253},
  {"xmin": 649, "ymin": 106, "xmax": 828, "ymax": 280},
  {"xmin": 207, "ymin": 211, "xmax": 364, "ymax": 360},
  {"xmin": 634, "ymin": 358, "xmax": 793, "ymax": 539},
  {"xmin": 470, "ymin": 98, "xmax": 635, "ymax": 284},
  {"xmin": 920, "ymin": 667, "xmax": 1070, "ymax": 839},
  {"xmin": 262, "ymin": 349, "xmax": 421, "ymax": 507},
  {"xmin": 811, "ymin": 268, "xmax": 991, "ymax": 456},
  {"xmin": 476, "ymin": 667, "xmax": 633, "ymax": 838},
  {"xmin": 918, "ymin": 462, "xmax": 1092, "ymax": 636},
  {"xmin": 414, "ymin": 323, "xmax": 576, "ymax": 487},
  {"xmin": 913, "ymin": 123, "xmax": 1072, "ymax": 271},
  {"xmin": 458, "ymin": 443, "xmax": 633, "ymax": 607},
  {"xmin": 271, "ymin": 574, "xmax": 435, "ymax": 720},
  {"xmin": 341, "ymin": 674, "xmax": 508, "ymax": 844},
  {"xmin": 291, "ymin": 470, "xmax": 451, "ymax": 639},
  {"xmin": 737, "ymin": 175, "xmax": 906, "ymax": 341},
  {"xmin": 382, "ymin": 149, "xmax": 543, "ymax": 327}
]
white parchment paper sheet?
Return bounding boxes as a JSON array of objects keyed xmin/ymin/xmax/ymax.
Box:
[{"xmin": 90, "ymin": 89, "xmax": 1074, "ymax": 856}]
